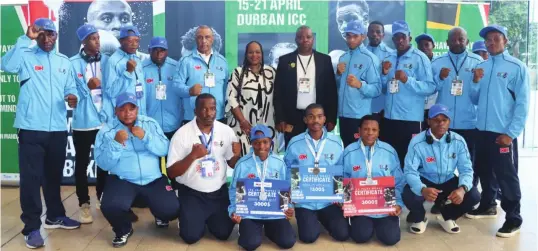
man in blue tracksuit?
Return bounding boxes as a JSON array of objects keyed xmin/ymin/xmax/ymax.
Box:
[
  {"xmin": 432, "ymin": 27, "xmax": 483, "ymax": 188},
  {"xmin": 284, "ymin": 104, "xmax": 349, "ymax": 243},
  {"xmin": 472, "ymin": 40, "xmax": 489, "ymax": 61},
  {"xmin": 366, "ymin": 21, "xmax": 394, "ymax": 116},
  {"xmin": 465, "ymin": 25, "xmax": 529, "ymax": 238},
  {"xmin": 1, "ymin": 18, "xmax": 81, "ymax": 248},
  {"xmin": 415, "ymin": 33, "xmax": 438, "ymax": 128},
  {"xmin": 95, "ymin": 92, "xmax": 179, "ymax": 247},
  {"xmin": 229, "ymin": 125, "xmax": 296, "ymax": 250},
  {"xmin": 336, "ymin": 20, "xmax": 381, "ymax": 147},
  {"xmin": 341, "ymin": 114, "xmax": 404, "ymax": 246},
  {"xmin": 70, "ymin": 24, "xmax": 110, "ymax": 224},
  {"xmin": 102, "ymin": 25, "xmax": 146, "ymax": 124},
  {"xmin": 143, "ymin": 37, "xmax": 182, "ymax": 140},
  {"xmin": 403, "ymin": 104, "xmax": 479, "ymax": 235},
  {"xmin": 380, "ymin": 20, "xmax": 436, "ymax": 168},
  {"xmin": 175, "ymin": 25, "xmax": 229, "ymax": 124}
]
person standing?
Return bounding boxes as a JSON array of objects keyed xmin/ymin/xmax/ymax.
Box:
[
  {"xmin": 336, "ymin": 20, "xmax": 381, "ymax": 147},
  {"xmin": 415, "ymin": 33, "xmax": 438, "ymax": 128},
  {"xmin": 380, "ymin": 21, "xmax": 436, "ymax": 168},
  {"xmin": 430, "ymin": 27, "xmax": 483, "ymax": 214},
  {"xmin": 167, "ymin": 94, "xmax": 242, "ymax": 244},
  {"xmin": 102, "ymin": 25, "xmax": 146, "ymax": 123},
  {"xmin": 176, "ymin": 25, "xmax": 229, "ymax": 124},
  {"xmin": 1, "ymin": 18, "xmax": 81, "ymax": 248},
  {"xmin": 226, "ymin": 41, "xmax": 276, "ymax": 156},
  {"xmin": 472, "ymin": 40, "xmax": 489, "ymax": 61},
  {"xmin": 366, "ymin": 21, "xmax": 394, "ymax": 117},
  {"xmin": 70, "ymin": 24, "xmax": 110, "ymax": 223},
  {"xmin": 274, "ymin": 26, "xmax": 338, "ymax": 145},
  {"xmin": 465, "ymin": 25, "xmax": 529, "ymax": 238}
]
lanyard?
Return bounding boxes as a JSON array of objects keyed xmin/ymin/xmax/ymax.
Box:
[
  {"xmin": 298, "ymin": 54, "xmax": 313, "ymax": 75},
  {"xmin": 130, "ymin": 55, "xmax": 139, "ymax": 80},
  {"xmin": 202, "ymin": 54, "xmax": 213, "ymax": 71},
  {"xmin": 448, "ymin": 53, "xmax": 468, "ymax": 77},
  {"xmin": 198, "ymin": 127, "xmax": 214, "ymax": 155},
  {"xmin": 252, "ymin": 154, "xmax": 269, "ymax": 192},
  {"xmin": 360, "ymin": 140, "xmax": 375, "ymax": 180},
  {"xmin": 89, "ymin": 62, "xmax": 97, "ymax": 78},
  {"xmin": 157, "ymin": 65, "xmax": 162, "ymax": 83},
  {"xmin": 305, "ymin": 134, "xmax": 327, "ymax": 168}
]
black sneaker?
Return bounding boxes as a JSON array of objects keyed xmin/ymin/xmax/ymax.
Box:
[
  {"xmin": 112, "ymin": 229, "xmax": 134, "ymax": 248},
  {"xmin": 128, "ymin": 210, "xmax": 139, "ymax": 223},
  {"xmin": 430, "ymin": 203, "xmax": 441, "ymax": 214},
  {"xmin": 496, "ymin": 221, "xmax": 521, "ymax": 238},
  {"xmin": 465, "ymin": 206, "xmax": 497, "ymax": 219},
  {"xmin": 155, "ymin": 218, "xmax": 169, "ymax": 228}
]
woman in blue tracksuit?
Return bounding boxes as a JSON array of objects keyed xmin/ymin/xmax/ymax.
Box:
[
  {"xmin": 341, "ymin": 115, "xmax": 405, "ymax": 246},
  {"xmin": 228, "ymin": 125, "xmax": 295, "ymax": 250}
]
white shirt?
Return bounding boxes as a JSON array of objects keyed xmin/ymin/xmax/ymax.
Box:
[
  {"xmin": 296, "ymin": 54, "xmax": 316, "ymax": 109},
  {"xmin": 167, "ymin": 118, "xmax": 238, "ymax": 193},
  {"xmin": 198, "ymin": 49, "xmax": 213, "ymax": 65}
]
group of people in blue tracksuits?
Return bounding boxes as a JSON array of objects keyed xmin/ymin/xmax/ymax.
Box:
[{"xmin": 2, "ymin": 14, "xmax": 529, "ymax": 250}]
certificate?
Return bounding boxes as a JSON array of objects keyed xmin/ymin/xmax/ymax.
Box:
[
  {"xmin": 290, "ymin": 165, "xmax": 344, "ymax": 203},
  {"xmin": 235, "ymin": 178, "xmax": 290, "ymax": 218},
  {"xmin": 342, "ymin": 177, "xmax": 397, "ymax": 216}
]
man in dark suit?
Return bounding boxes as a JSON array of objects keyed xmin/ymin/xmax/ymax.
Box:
[{"xmin": 274, "ymin": 26, "xmax": 338, "ymax": 145}]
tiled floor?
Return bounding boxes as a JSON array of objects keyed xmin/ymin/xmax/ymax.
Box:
[{"xmin": 1, "ymin": 155, "xmax": 537, "ymax": 251}]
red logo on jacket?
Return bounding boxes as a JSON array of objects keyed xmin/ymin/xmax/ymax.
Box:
[
  {"xmin": 247, "ymin": 173, "xmax": 256, "ymax": 179},
  {"xmin": 299, "ymin": 154, "xmax": 307, "ymax": 160},
  {"xmin": 353, "ymin": 165, "xmax": 360, "ymax": 171},
  {"xmin": 34, "ymin": 65, "xmax": 43, "ymax": 71},
  {"xmin": 500, "ymin": 147, "xmax": 510, "ymax": 154},
  {"xmin": 426, "ymin": 157, "xmax": 435, "ymax": 163},
  {"xmin": 146, "ymin": 78, "xmax": 153, "ymax": 83},
  {"xmin": 77, "ymin": 73, "xmax": 83, "ymax": 78},
  {"xmin": 354, "ymin": 133, "xmax": 360, "ymax": 139},
  {"xmin": 194, "ymin": 65, "xmax": 202, "ymax": 70}
]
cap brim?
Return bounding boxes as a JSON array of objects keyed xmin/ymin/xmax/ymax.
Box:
[
  {"xmin": 473, "ymin": 48, "xmax": 487, "ymax": 52},
  {"xmin": 344, "ymin": 29, "xmax": 363, "ymax": 35},
  {"xmin": 429, "ymin": 112, "xmax": 450, "ymax": 120},
  {"xmin": 393, "ymin": 30, "xmax": 409, "ymax": 36},
  {"xmin": 149, "ymin": 45, "xmax": 168, "ymax": 50},
  {"xmin": 116, "ymin": 101, "xmax": 138, "ymax": 108},
  {"xmin": 479, "ymin": 27, "xmax": 506, "ymax": 39}
]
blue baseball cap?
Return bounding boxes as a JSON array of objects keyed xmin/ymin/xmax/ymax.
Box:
[
  {"xmin": 428, "ymin": 104, "xmax": 451, "ymax": 120},
  {"xmin": 149, "ymin": 37, "xmax": 168, "ymax": 50},
  {"xmin": 344, "ymin": 20, "xmax": 366, "ymax": 35},
  {"xmin": 415, "ymin": 33, "xmax": 435, "ymax": 44},
  {"xmin": 250, "ymin": 125, "xmax": 271, "ymax": 142},
  {"xmin": 392, "ymin": 20, "xmax": 410, "ymax": 36},
  {"xmin": 34, "ymin": 18, "xmax": 56, "ymax": 32},
  {"xmin": 472, "ymin": 40, "xmax": 487, "ymax": 53},
  {"xmin": 76, "ymin": 24, "xmax": 98, "ymax": 42},
  {"xmin": 115, "ymin": 92, "xmax": 138, "ymax": 108},
  {"xmin": 479, "ymin": 24, "xmax": 507, "ymax": 39},
  {"xmin": 119, "ymin": 25, "xmax": 141, "ymax": 39}
]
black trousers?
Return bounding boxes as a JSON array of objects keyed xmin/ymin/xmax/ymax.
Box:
[
  {"xmin": 450, "ymin": 129, "xmax": 479, "ymax": 186},
  {"xmin": 18, "ymin": 130, "xmax": 68, "ymax": 235},
  {"xmin": 73, "ymin": 130, "xmax": 107, "ymax": 206},
  {"xmin": 339, "ymin": 117, "xmax": 362, "ymax": 148},
  {"xmin": 380, "ymin": 118, "xmax": 423, "ymax": 169},
  {"xmin": 475, "ymin": 130, "xmax": 522, "ymax": 224}
]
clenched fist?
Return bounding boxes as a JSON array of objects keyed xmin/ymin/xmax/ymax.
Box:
[
  {"xmin": 87, "ymin": 77, "xmax": 101, "ymax": 90},
  {"xmin": 189, "ymin": 83, "xmax": 202, "ymax": 96},
  {"xmin": 395, "ymin": 70, "xmax": 408, "ymax": 83},
  {"xmin": 65, "ymin": 94, "xmax": 78, "ymax": 108},
  {"xmin": 190, "ymin": 143, "xmax": 208, "ymax": 159},
  {"xmin": 382, "ymin": 61, "xmax": 392, "ymax": 75},
  {"xmin": 131, "ymin": 126, "xmax": 145, "ymax": 140},
  {"xmin": 115, "ymin": 130, "xmax": 129, "ymax": 145},
  {"xmin": 126, "ymin": 59, "xmax": 137, "ymax": 73},
  {"xmin": 346, "ymin": 74, "xmax": 362, "ymax": 88},
  {"xmin": 473, "ymin": 68, "xmax": 484, "ymax": 83},
  {"xmin": 336, "ymin": 62, "xmax": 346, "ymax": 76},
  {"xmin": 232, "ymin": 142, "xmax": 241, "ymax": 157},
  {"xmin": 440, "ymin": 68, "xmax": 451, "ymax": 80}
]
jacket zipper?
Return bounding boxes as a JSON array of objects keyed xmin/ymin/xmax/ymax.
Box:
[
  {"xmin": 48, "ymin": 53, "xmax": 52, "ymax": 131},
  {"xmin": 341, "ymin": 50, "xmax": 353, "ymax": 116},
  {"xmin": 484, "ymin": 57, "xmax": 495, "ymax": 131},
  {"xmin": 131, "ymin": 137, "xmax": 143, "ymax": 185}
]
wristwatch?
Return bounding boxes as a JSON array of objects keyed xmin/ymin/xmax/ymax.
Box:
[{"xmin": 459, "ymin": 185, "xmax": 469, "ymax": 193}]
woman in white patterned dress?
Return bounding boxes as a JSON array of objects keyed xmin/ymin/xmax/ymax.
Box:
[{"xmin": 226, "ymin": 41, "xmax": 276, "ymax": 156}]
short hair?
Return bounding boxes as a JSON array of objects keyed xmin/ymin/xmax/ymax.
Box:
[
  {"xmin": 295, "ymin": 25, "xmax": 312, "ymax": 37},
  {"xmin": 359, "ymin": 114, "xmax": 380, "ymax": 128},
  {"xmin": 369, "ymin": 21, "xmax": 385, "ymax": 33},
  {"xmin": 181, "ymin": 26, "xmax": 223, "ymax": 52},
  {"xmin": 195, "ymin": 93, "xmax": 216, "ymax": 108},
  {"xmin": 304, "ymin": 103, "xmax": 324, "ymax": 117}
]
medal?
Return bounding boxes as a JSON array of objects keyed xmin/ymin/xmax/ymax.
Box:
[{"xmin": 259, "ymin": 190, "xmax": 268, "ymax": 201}]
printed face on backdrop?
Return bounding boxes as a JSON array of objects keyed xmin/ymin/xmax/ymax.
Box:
[
  {"xmin": 87, "ymin": 0, "xmax": 133, "ymax": 38},
  {"xmin": 336, "ymin": 0, "xmax": 369, "ymax": 40},
  {"xmin": 269, "ymin": 43, "xmax": 297, "ymax": 68}
]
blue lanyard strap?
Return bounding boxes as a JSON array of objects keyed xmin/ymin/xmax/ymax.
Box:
[{"xmin": 199, "ymin": 127, "xmax": 214, "ymax": 154}]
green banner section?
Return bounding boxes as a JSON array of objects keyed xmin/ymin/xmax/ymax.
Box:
[{"xmin": 0, "ymin": 6, "xmax": 22, "ymax": 182}]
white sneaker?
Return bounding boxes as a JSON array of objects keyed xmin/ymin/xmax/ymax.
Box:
[
  {"xmin": 437, "ymin": 215, "xmax": 460, "ymax": 234},
  {"xmin": 410, "ymin": 218, "xmax": 428, "ymax": 234},
  {"xmin": 79, "ymin": 203, "xmax": 93, "ymax": 224},
  {"xmin": 96, "ymin": 201, "xmax": 101, "ymax": 210}
]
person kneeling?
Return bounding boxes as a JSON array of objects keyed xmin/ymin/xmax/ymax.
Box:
[
  {"xmin": 95, "ymin": 92, "xmax": 180, "ymax": 247},
  {"xmin": 342, "ymin": 115, "xmax": 404, "ymax": 246},
  {"xmin": 403, "ymin": 104, "xmax": 480, "ymax": 234},
  {"xmin": 229, "ymin": 125, "xmax": 296, "ymax": 251}
]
